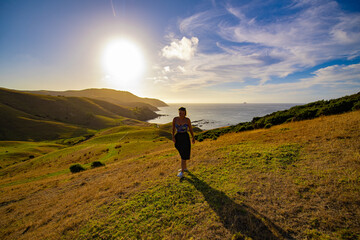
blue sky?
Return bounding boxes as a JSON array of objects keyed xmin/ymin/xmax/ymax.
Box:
[{"xmin": 0, "ymin": 0, "xmax": 359, "ymax": 103}]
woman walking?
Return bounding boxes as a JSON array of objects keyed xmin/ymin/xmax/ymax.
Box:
[{"xmin": 172, "ymin": 107, "xmax": 195, "ymax": 178}]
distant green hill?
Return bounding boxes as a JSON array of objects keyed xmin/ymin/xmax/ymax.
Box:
[
  {"xmin": 196, "ymin": 92, "xmax": 360, "ymax": 141},
  {"xmin": 0, "ymin": 102, "xmax": 92, "ymax": 141},
  {"xmin": 25, "ymin": 88, "xmax": 167, "ymax": 111},
  {"xmin": 0, "ymin": 88, "xmax": 160, "ymax": 140}
]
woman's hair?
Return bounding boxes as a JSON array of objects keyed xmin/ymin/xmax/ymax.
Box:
[{"xmin": 178, "ymin": 107, "xmax": 187, "ymax": 116}]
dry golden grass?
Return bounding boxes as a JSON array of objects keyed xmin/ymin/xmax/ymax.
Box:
[{"xmin": 0, "ymin": 111, "xmax": 359, "ymax": 239}]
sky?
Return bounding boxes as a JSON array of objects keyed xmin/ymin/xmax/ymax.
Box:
[{"xmin": 0, "ymin": 0, "xmax": 360, "ymax": 103}]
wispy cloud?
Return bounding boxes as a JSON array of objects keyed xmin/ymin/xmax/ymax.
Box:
[
  {"xmin": 221, "ymin": 1, "xmax": 360, "ymax": 65},
  {"xmin": 235, "ymin": 63, "xmax": 360, "ymax": 93},
  {"xmin": 154, "ymin": 0, "xmax": 360, "ymax": 98}
]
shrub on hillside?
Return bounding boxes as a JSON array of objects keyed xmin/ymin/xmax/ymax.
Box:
[
  {"xmin": 264, "ymin": 111, "xmax": 293, "ymax": 125},
  {"xmin": 196, "ymin": 135, "xmax": 204, "ymax": 142},
  {"xmin": 318, "ymin": 99, "xmax": 354, "ymax": 116},
  {"xmin": 294, "ymin": 108, "xmax": 319, "ymax": 121},
  {"xmin": 59, "ymin": 134, "xmax": 94, "ymax": 146},
  {"xmin": 91, "ymin": 161, "xmax": 105, "ymax": 168},
  {"xmin": 264, "ymin": 123, "xmax": 272, "ymax": 129},
  {"xmin": 352, "ymin": 101, "xmax": 360, "ymax": 110},
  {"xmin": 70, "ymin": 163, "xmax": 85, "ymax": 173}
]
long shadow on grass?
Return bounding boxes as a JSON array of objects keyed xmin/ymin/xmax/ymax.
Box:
[{"xmin": 184, "ymin": 172, "xmax": 292, "ymax": 240}]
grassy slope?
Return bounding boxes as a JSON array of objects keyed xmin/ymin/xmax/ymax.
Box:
[
  {"xmin": 0, "ymin": 141, "xmax": 65, "ymax": 169},
  {"xmin": 0, "ymin": 102, "xmax": 92, "ymax": 141},
  {"xmin": 0, "ymin": 88, "xmax": 134, "ymax": 127},
  {"xmin": 0, "ymin": 111, "xmax": 359, "ymax": 239}
]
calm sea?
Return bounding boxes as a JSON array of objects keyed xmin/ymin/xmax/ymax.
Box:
[{"xmin": 148, "ymin": 103, "xmax": 300, "ymax": 130}]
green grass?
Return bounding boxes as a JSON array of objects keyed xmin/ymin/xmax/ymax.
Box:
[
  {"xmin": 0, "ymin": 141, "xmax": 65, "ymax": 169},
  {"xmin": 0, "ymin": 123, "xmax": 170, "ymax": 187},
  {"xmin": 0, "ymin": 102, "xmax": 92, "ymax": 141},
  {"xmin": 79, "ymin": 141, "xmax": 302, "ymax": 239}
]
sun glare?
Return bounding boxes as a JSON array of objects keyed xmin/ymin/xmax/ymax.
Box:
[{"xmin": 102, "ymin": 38, "xmax": 145, "ymax": 89}]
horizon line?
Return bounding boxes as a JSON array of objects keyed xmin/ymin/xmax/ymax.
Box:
[{"xmin": 164, "ymin": 102, "xmax": 304, "ymax": 104}]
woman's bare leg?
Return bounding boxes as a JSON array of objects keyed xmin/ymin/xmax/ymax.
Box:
[{"xmin": 181, "ymin": 159, "xmax": 187, "ymax": 172}]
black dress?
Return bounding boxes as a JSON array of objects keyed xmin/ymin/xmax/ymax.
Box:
[{"xmin": 175, "ymin": 124, "xmax": 191, "ymax": 160}]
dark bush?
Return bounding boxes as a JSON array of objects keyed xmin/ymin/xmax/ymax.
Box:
[
  {"xmin": 318, "ymin": 100, "xmax": 353, "ymax": 116},
  {"xmin": 264, "ymin": 111, "xmax": 293, "ymax": 125},
  {"xmin": 251, "ymin": 116, "xmax": 261, "ymax": 123},
  {"xmin": 264, "ymin": 123, "xmax": 272, "ymax": 129},
  {"xmin": 59, "ymin": 133, "xmax": 95, "ymax": 146},
  {"xmin": 70, "ymin": 164, "xmax": 85, "ymax": 173},
  {"xmin": 294, "ymin": 108, "xmax": 318, "ymax": 121},
  {"xmin": 253, "ymin": 119, "xmax": 265, "ymax": 128},
  {"xmin": 235, "ymin": 126, "xmax": 246, "ymax": 133},
  {"xmin": 352, "ymin": 101, "xmax": 360, "ymax": 110},
  {"xmin": 245, "ymin": 124, "xmax": 254, "ymax": 130},
  {"xmin": 91, "ymin": 161, "xmax": 105, "ymax": 168},
  {"xmin": 196, "ymin": 135, "xmax": 204, "ymax": 142},
  {"xmin": 284, "ymin": 118, "xmax": 294, "ymax": 123}
]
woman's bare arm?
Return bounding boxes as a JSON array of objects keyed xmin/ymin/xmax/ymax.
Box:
[
  {"xmin": 187, "ymin": 118, "xmax": 195, "ymax": 144},
  {"xmin": 172, "ymin": 117, "xmax": 176, "ymax": 143}
]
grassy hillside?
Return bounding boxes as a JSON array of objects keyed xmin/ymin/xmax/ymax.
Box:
[
  {"xmin": 0, "ymin": 110, "xmax": 359, "ymax": 239},
  {"xmin": 0, "ymin": 141, "xmax": 65, "ymax": 169},
  {"xmin": 26, "ymin": 88, "xmax": 168, "ymax": 111},
  {"xmin": 0, "ymin": 88, "xmax": 159, "ymax": 140},
  {"xmin": 0, "ymin": 102, "xmax": 92, "ymax": 141}
]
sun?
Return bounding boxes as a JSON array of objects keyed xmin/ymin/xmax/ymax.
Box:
[{"xmin": 102, "ymin": 38, "xmax": 145, "ymax": 88}]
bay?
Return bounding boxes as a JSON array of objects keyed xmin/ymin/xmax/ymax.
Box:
[{"xmin": 148, "ymin": 103, "xmax": 300, "ymax": 130}]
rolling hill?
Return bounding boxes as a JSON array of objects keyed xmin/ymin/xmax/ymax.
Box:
[
  {"xmin": 25, "ymin": 88, "xmax": 167, "ymax": 111},
  {"xmin": 0, "ymin": 110, "xmax": 359, "ymax": 239},
  {"xmin": 0, "ymin": 88, "xmax": 161, "ymax": 140},
  {"xmin": 0, "ymin": 102, "xmax": 92, "ymax": 141}
]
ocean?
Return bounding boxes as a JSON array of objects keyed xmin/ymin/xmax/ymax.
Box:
[{"xmin": 147, "ymin": 103, "xmax": 301, "ymax": 130}]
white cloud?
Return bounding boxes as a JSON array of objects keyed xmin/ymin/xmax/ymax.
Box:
[
  {"xmin": 309, "ymin": 64, "xmax": 360, "ymax": 85},
  {"xmin": 161, "ymin": 36, "xmax": 199, "ymax": 61},
  {"xmin": 163, "ymin": 66, "xmax": 170, "ymax": 72}
]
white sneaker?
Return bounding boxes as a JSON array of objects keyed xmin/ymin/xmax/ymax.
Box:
[
  {"xmin": 178, "ymin": 169, "xmax": 189, "ymax": 172},
  {"xmin": 177, "ymin": 171, "xmax": 184, "ymax": 178}
]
